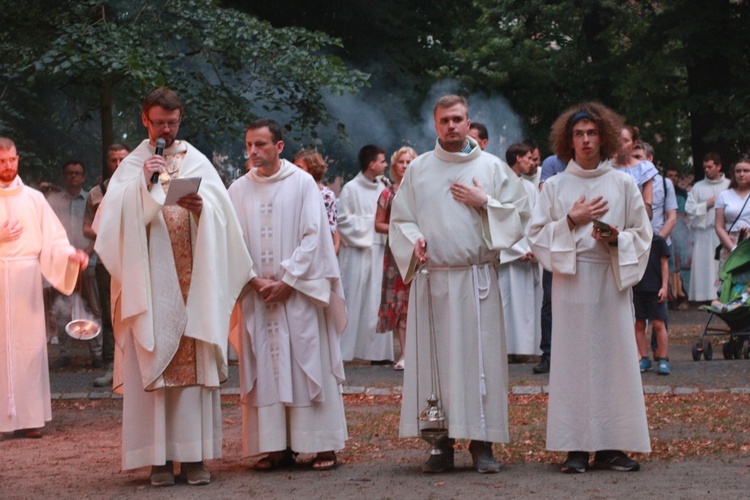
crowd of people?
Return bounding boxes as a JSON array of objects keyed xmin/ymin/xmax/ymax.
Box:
[{"xmin": 1, "ymin": 87, "xmax": 745, "ymax": 485}]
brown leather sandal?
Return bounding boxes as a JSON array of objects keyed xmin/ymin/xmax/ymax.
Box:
[
  {"xmin": 312, "ymin": 451, "xmax": 338, "ymax": 471},
  {"xmin": 254, "ymin": 448, "xmax": 297, "ymax": 470}
]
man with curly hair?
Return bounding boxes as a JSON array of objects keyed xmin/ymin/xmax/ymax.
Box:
[{"xmin": 527, "ymin": 102, "xmax": 652, "ymax": 473}]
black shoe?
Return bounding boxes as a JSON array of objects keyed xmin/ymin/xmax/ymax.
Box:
[
  {"xmin": 561, "ymin": 451, "xmax": 589, "ymax": 473},
  {"xmin": 49, "ymin": 356, "xmax": 71, "ymax": 370},
  {"xmin": 593, "ymin": 450, "xmax": 640, "ymax": 471},
  {"xmin": 469, "ymin": 440, "xmax": 502, "ymax": 473},
  {"xmin": 533, "ymin": 357, "xmax": 550, "ymax": 374}
]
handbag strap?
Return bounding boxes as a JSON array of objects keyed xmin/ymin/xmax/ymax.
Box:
[{"xmin": 726, "ymin": 191, "xmax": 750, "ymax": 233}]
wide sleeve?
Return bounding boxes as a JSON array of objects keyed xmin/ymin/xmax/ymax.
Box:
[
  {"xmin": 337, "ymin": 180, "xmax": 375, "ymax": 248},
  {"xmin": 685, "ymin": 187, "xmax": 710, "ymax": 226},
  {"xmin": 38, "ymin": 196, "xmax": 79, "ymax": 295},
  {"xmin": 389, "ymin": 167, "xmax": 423, "ymax": 283},
  {"xmin": 608, "ymin": 180, "xmax": 653, "ymax": 290},
  {"xmin": 280, "ymin": 177, "xmax": 337, "ymax": 306},
  {"xmin": 480, "ymin": 165, "xmax": 530, "ymax": 251},
  {"xmin": 527, "ymin": 182, "xmax": 578, "ymax": 275}
]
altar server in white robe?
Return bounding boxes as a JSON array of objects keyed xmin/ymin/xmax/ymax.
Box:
[
  {"xmin": 686, "ymin": 153, "xmax": 730, "ymax": 301},
  {"xmin": 337, "ymin": 145, "xmax": 393, "ymax": 362},
  {"xmin": 498, "ymin": 142, "xmax": 542, "ymax": 356},
  {"xmin": 527, "ymin": 102, "xmax": 652, "ymax": 474},
  {"xmin": 228, "ymin": 119, "xmax": 347, "ymax": 471},
  {"xmin": 391, "ymin": 95, "xmax": 529, "ymax": 474},
  {"xmin": 0, "ymin": 138, "xmax": 88, "ymax": 439},
  {"xmin": 94, "ymin": 89, "xmax": 252, "ymax": 486}
]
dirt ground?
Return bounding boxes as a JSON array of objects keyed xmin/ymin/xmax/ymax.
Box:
[{"xmin": 1, "ymin": 395, "xmax": 749, "ymax": 499}]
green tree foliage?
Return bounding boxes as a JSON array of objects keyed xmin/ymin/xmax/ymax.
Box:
[
  {"xmin": 225, "ymin": 0, "xmax": 470, "ymax": 176},
  {"xmin": 442, "ymin": 0, "xmax": 750, "ymax": 176},
  {"xmin": 0, "ymin": 0, "xmax": 367, "ymax": 182}
]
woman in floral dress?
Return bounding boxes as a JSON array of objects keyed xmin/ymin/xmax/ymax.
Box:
[{"xmin": 375, "ymin": 146, "xmax": 417, "ymax": 370}]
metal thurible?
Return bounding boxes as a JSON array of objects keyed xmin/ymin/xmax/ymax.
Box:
[{"xmin": 415, "ymin": 265, "xmax": 448, "ymax": 452}]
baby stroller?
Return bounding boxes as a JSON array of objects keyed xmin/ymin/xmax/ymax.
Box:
[{"xmin": 694, "ymin": 239, "xmax": 750, "ymax": 361}]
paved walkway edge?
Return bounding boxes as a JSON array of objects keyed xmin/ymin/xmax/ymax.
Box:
[{"xmin": 50, "ymin": 384, "xmax": 750, "ymax": 400}]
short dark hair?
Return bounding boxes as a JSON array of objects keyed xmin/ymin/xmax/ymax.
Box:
[
  {"xmin": 142, "ymin": 87, "xmax": 183, "ymax": 116},
  {"xmin": 703, "ymin": 151, "xmax": 722, "ymax": 166},
  {"xmin": 505, "ymin": 143, "xmax": 532, "ymax": 167},
  {"xmin": 550, "ymin": 102, "xmax": 624, "ymax": 164},
  {"xmin": 108, "ymin": 143, "xmax": 130, "ymax": 154},
  {"xmin": 358, "ymin": 144, "xmax": 385, "ymax": 172},
  {"xmin": 62, "ymin": 161, "xmax": 85, "ymax": 174},
  {"xmin": 522, "ymin": 138, "xmax": 539, "ymax": 151},
  {"xmin": 469, "ymin": 122, "xmax": 489, "ymax": 141},
  {"xmin": 246, "ymin": 118, "xmax": 284, "ymax": 144}
]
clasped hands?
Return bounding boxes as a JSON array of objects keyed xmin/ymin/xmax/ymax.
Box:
[
  {"xmin": 568, "ymin": 195, "xmax": 619, "ymax": 243},
  {"xmin": 143, "ymin": 156, "xmax": 203, "ymax": 216},
  {"xmin": 250, "ymin": 277, "xmax": 293, "ymax": 303}
]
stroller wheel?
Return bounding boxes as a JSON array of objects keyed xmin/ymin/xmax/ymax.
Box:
[
  {"xmin": 704, "ymin": 342, "xmax": 713, "ymax": 361},
  {"xmin": 743, "ymin": 340, "xmax": 750, "ymax": 360},
  {"xmin": 723, "ymin": 341, "xmax": 733, "ymax": 360},
  {"xmin": 692, "ymin": 343, "xmax": 702, "ymax": 361},
  {"xmin": 734, "ymin": 342, "xmax": 744, "ymax": 359}
]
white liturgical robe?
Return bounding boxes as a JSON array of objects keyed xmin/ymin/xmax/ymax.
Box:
[
  {"xmin": 1, "ymin": 178, "xmax": 79, "ymax": 432},
  {"xmin": 527, "ymin": 160, "xmax": 652, "ymax": 453},
  {"xmin": 337, "ymin": 172, "xmax": 393, "ymax": 362},
  {"xmin": 228, "ymin": 161, "xmax": 348, "ymax": 456},
  {"xmin": 685, "ymin": 175, "xmax": 730, "ymax": 301},
  {"xmin": 498, "ymin": 177, "xmax": 542, "ymax": 355},
  {"xmin": 95, "ymin": 139, "xmax": 252, "ymax": 469},
  {"xmin": 391, "ymin": 138, "xmax": 529, "ymax": 443}
]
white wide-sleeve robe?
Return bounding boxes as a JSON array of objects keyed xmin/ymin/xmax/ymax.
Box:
[
  {"xmin": 1, "ymin": 180, "xmax": 79, "ymax": 432},
  {"xmin": 391, "ymin": 139, "xmax": 529, "ymax": 443},
  {"xmin": 337, "ymin": 172, "xmax": 393, "ymax": 362},
  {"xmin": 685, "ymin": 175, "xmax": 730, "ymax": 301},
  {"xmin": 498, "ymin": 177, "xmax": 542, "ymax": 355},
  {"xmin": 95, "ymin": 139, "xmax": 253, "ymax": 469},
  {"xmin": 228, "ymin": 161, "xmax": 348, "ymax": 456},
  {"xmin": 527, "ymin": 160, "xmax": 652, "ymax": 453}
]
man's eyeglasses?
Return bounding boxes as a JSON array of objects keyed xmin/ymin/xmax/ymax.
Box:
[
  {"xmin": 0, "ymin": 156, "xmax": 19, "ymax": 166},
  {"xmin": 147, "ymin": 117, "xmax": 181, "ymax": 129},
  {"xmin": 64, "ymin": 171, "xmax": 84, "ymax": 177}
]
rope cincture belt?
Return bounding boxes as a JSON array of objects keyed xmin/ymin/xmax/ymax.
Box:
[
  {"xmin": 2, "ymin": 256, "xmax": 37, "ymax": 418},
  {"xmin": 426, "ymin": 262, "xmax": 494, "ymax": 440}
]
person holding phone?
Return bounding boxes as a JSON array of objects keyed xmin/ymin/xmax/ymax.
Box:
[{"xmin": 528, "ymin": 102, "xmax": 652, "ymax": 474}]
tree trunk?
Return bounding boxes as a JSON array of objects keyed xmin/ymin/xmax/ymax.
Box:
[
  {"xmin": 684, "ymin": 0, "xmax": 733, "ymax": 181},
  {"xmin": 100, "ymin": 80, "xmax": 114, "ymax": 180}
]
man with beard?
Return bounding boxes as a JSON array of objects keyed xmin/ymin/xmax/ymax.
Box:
[
  {"xmin": 0, "ymin": 138, "xmax": 88, "ymax": 440},
  {"xmin": 94, "ymin": 88, "xmax": 252, "ymax": 486}
]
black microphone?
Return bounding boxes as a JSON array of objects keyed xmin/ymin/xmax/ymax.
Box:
[{"xmin": 150, "ymin": 138, "xmax": 166, "ymax": 184}]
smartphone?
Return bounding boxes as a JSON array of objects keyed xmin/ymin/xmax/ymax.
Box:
[{"xmin": 592, "ymin": 219, "xmax": 613, "ymax": 238}]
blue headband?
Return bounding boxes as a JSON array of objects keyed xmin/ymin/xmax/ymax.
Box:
[{"xmin": 570, "ymin": 110, "xmax": 595, "ymax": 126}]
